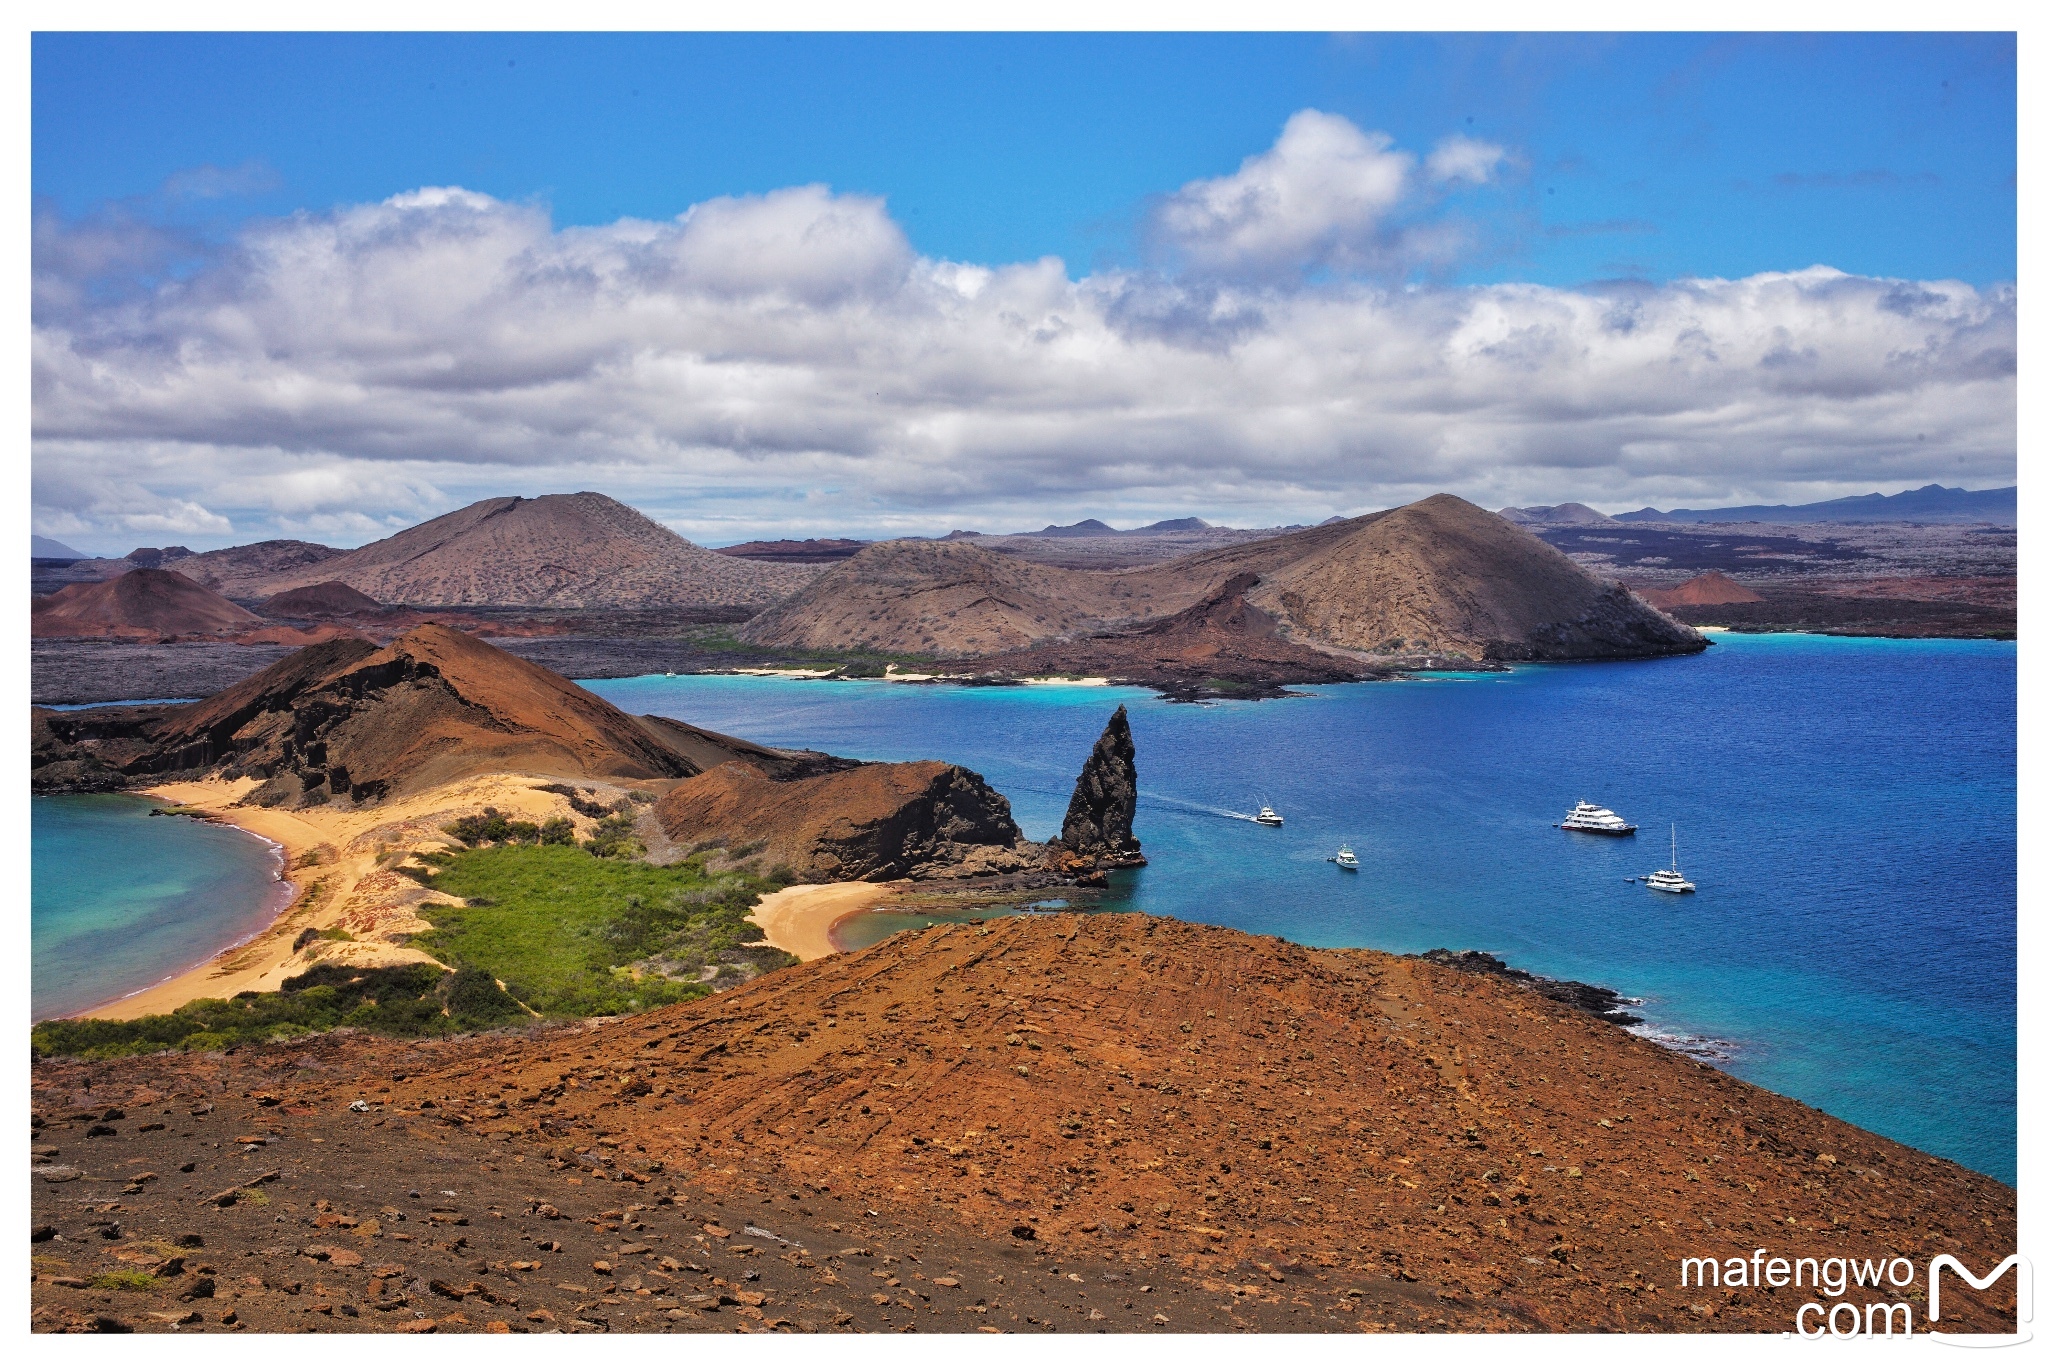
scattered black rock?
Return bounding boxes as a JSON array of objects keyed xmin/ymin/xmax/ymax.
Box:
[{"xmin": 1417, "ymin": 948, "xmax": 1644, "ymax": 1027}]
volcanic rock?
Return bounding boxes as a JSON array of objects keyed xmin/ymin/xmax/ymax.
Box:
[
  {"xmin": 1636, "ymin": 570, "xmax": 1764, "ymax": 609},
  {"xmin": 31, "ymin": 569, "xmax": 263, "ymax": 640},
  {"xmin": 175, "ymin": 493, "xmax": 816, "ymax": 609},
  {"xmin": 655, "ymin": 759, "xmax": 1031, "ymax": 881},
  {"xmin": 258, "ymin": 581, "xmax": 385, "ymax": 617},
  {"xmin": 1050, "ymin": 705, "xmax": 1143, "ymax": 866}
]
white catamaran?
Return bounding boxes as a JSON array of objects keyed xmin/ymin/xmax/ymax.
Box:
[{"xmin": 1644, "ymin": 825, "xmax": 1696, "ymax": 894}]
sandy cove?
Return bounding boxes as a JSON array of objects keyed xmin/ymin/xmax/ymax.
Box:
[
  {"xmin": 746, "ymin": 881, "xmax": 894, "ymax": 961},
  {"xmin": 87, "ymin": 772, "xmax": 616, "ymax": 1021}
]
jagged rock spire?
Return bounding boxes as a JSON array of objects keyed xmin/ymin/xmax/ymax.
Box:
[{"xmin": 1057, "ymin": 705, "xmax": 1142, "ymax": 861}]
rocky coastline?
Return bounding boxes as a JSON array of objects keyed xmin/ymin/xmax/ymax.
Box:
[{"xmin": 1415, "ymin": 947, "xmax": 1645, "ymax": 1027}]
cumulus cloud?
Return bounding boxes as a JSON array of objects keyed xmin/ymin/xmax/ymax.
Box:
[
  {"xmin": 1152, "ymin": 110, "xmax": 1415, "ymax": 278},
  {"xmin": 30, "ymin": 131, "xmax": 2016, "ymax": 551},
  {"xmin": 1426, "ymin": 135, "xmax": 1508, "ymax": 186}
]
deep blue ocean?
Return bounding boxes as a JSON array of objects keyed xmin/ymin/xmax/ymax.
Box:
[
  {"xmin": 586, "ymin": 633, "xmax": 2017, "ymax": 1184},
  {"xmin": 31, "ymin": 794, "xmax": 291, "ymax": 1022}
]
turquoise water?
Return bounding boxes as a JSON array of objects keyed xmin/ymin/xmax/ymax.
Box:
[
  {"xmin": 32, "ymin": 794, "xmax": 292, "ymax": 1021},
  {"xmin": 587, "ymin": 634, "xmax": 2017, "ymax": 1184}
]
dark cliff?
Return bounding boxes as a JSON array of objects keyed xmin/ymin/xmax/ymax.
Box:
[{"xmin": 1053, "ymin": 705, "xmax": 1144, "ymax": 865}]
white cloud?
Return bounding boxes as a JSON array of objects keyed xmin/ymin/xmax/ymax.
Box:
[
  {"xmin": 30, "ymin": 125, "xmax": 2015, "ymax": 550},
  {"xmin": 1426, "ymin": 135, "xmax": 1508, "ymax": 186},
  {"xmin": 1151, "ymin": 110, "xmax": 1414, "ymax": 278}
]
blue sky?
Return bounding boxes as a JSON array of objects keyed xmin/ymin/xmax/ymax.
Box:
[
  {"xmin": 30, "ymin": 33, "xmax": 2019, "ymax": 552},
  {"xmin": 35, "ymin": 32, "xmax": 2014, "ymax": 287}
]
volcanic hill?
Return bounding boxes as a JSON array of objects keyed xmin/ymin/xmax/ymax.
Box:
[
  {"xmin": 175, "ymin": 494, "xmax": 819, "ymax": 609},
  {"xmin": 32, "ymin": 568, "xmax": 264, "ymax": 640},
  {"xmin": 167, "ymin": 539, "xmax": 350, "ymax": 598},
  {"xmin": 743, "ymin": 495, "xmax": 1702, "ymax": 672},
  {"xmin": 954, "ymin": 573, "xmax": 1374, "ymax": 698},
  {"xmin": 28, "ymin": 625, "xmax": 826, "ymax": 802},
  {"xmin": 29, "ymin": 913, "xmax": 2019, "ymax": 1335},
  {"xmin": 259, "ymin": 581, "xmax": 386, "ymax": 617},
  {"xmin": 1636, "ymin": 571, "xmax": 1764, "ymax": 610}
]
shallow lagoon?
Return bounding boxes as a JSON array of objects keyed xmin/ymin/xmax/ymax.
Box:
[
  {"xmin": 589, "ymin": 633, "xmax": 2017, "ymax": 1183},
  {"xmin": 32, "ymin": 794, "xmax": 290, "ymax": 1021}
]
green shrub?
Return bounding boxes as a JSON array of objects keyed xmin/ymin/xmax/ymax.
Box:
[
  {"xmin": 29, "ymin": 961, "xmax": 498, "ymax": 1059},
  {"xmin": 539, "ymin": 817, "xmax": 575, "ymax": 845}
]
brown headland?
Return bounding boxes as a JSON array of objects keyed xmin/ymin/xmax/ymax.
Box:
[{"xmin": 28, "ymin": 913, "xmax": 2019, "ymax": 1335}]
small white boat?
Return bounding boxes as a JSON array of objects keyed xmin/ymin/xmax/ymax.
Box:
[
  {"xmin": 1558, "ymin": 800, "xmax": 1636, "ymax": 835},
  {"xmin": 1644, "ymin": 824, "xmax": 1696, "ymax": 894},
  {"xmin": 1331, "ymin": 846, "xmax": 1359, "ymax": 870},
  {"xmin": 1252, "ymin": 804, "xmax": 1284, "ymax": 827}
]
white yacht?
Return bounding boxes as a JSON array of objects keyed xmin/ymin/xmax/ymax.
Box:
[
  {"xmin": 1253, "ymin": 804, "xmax": 1284, "ymax": 827},
  {"xmin": 1332, "ymin": 846, "xmax": 1359, "ymax": 870},
  {"xmin": 1559, "ymin": 800, "xmax": 1637, "ymax": 835},
  {"xmin": 1644, "ymin": 825, "xmax": 1696, "ymax": 894}
]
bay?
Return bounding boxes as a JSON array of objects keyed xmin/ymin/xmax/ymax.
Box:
[
  {"xmin": 587, "ymin": 632, "xmax": 2017, "ymax": 1183},
  {"xmin": 32, "ymin": 794, "xmax": 291, "ymax": 1022}
]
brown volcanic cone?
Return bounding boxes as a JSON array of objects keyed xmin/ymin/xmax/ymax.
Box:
[
  {"xmin": 32, "ymin": 626, "xmax": 710, "ymax": 803},
  {"xmin": 746, "ymin": 495, "xmax": 1702, "ymax": 666},
  {"xmin": 186, "ymin": 492, "xmax": 817, "ymax": 609},
  {"xmin": 265, "ymin": 911, "xmax": 2016, "ymax": 1334},
  {"xmin": 1247, "ymin": 494, "xmax": 1704, "ymax": 661},
  {"xmin": 1637, "ymin": 570, "xmax": 1764, "ymax": 609},
  {"xmin": 656, "ymin": 759, "xmax": 1031, "ymax": 880},
  {"xmin": 258, "ymin": 579, "xmax": 384, "ymax": 616},
  {"xmin": 31, "ymin": 567, "xmax": 263, "ymax": 639}
]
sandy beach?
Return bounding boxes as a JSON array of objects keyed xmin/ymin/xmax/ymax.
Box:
[
  {"xmin": 84, "ymin": 772, "xmax": 613, "ymax": 1021},
  {"xmin": 747, "ymin": 881, "xmax": 894, "ymax": 961}
]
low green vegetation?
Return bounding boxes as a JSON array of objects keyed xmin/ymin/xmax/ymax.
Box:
[
  {"xmin": 31, "ymin": 836, "xmax": 796, "ymax": 1060},
  {"xmin": 408, "ymin": 845, "xmax": 794, "ymax": 1017},
  {"xmin": 30, "ymin": 962, "xmax": 524, "ymax": 1061}
]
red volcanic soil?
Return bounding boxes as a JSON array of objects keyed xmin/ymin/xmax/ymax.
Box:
[
  {"xmin": 1636, "ymin": 572, "xmax": 1763, "ymax": 609},
  {"xmin": 29, "ymin": 914, "xmax": 2020, "ymax": 1335},
  {"xmin": 32, "ymin": 569, "xmax": 263, "ymax": 640}
]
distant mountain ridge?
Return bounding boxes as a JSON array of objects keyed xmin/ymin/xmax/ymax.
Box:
[
  {"xmin": 742, "ymin": 494, "xmax": 1704, "ymax": 666},
  {"xmin": 171, "ymin": 493, "xmax": 819, "ymax": 608},
  {"xmin": 1497, "ymin": 503, "xmax": 1617, "ymax": 527},
  {"xmin": 1616, "ymin": 484, "xmax": 2015, "ymax": 526}
]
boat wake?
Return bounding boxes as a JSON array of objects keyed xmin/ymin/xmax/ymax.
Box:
[{"xmin": 1139, "ymin": 793, "xmax": 1267, "ymax": 823}]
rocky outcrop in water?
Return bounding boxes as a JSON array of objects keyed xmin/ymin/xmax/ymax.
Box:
[{"xmin": 1050, "ymin": 706, "xmax": 1144, "ymax": 871}]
